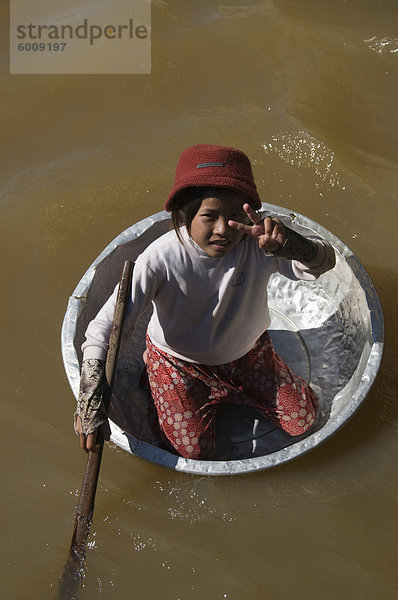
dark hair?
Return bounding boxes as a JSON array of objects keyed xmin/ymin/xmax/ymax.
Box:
[{"xmin": 171, "ymin": 187, "xmax": 217, "ymax": 242}]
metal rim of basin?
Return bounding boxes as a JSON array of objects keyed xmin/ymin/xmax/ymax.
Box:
[{"xmin": 61, "ymin": 203, "xmax": 384, "ymax": 475}]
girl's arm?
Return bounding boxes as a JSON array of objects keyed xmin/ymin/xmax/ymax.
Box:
[
  {"xmin": 82, "ymin": 259, "xmax": 157, "ymax": 360},
  {"xmin": 75, "ymin": 259, "xmax": 157, "ymax": 450},
  {"xmin": 270, "ymin": 226, "xmax": 318, "ymax": 262},
  {"xmin": 74, "ymin": 358, "xmax": 111, "ymax": 452},
  {"xmin": 229, "ymin": 203, "xmax": 335, "ymax": 276}
]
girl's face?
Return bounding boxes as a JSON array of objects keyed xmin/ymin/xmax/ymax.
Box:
[{"xmin": 189, "ymin": 191, "xmax": 248, "ymax": 258}]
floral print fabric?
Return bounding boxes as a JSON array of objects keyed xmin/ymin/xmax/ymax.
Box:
[{"xmin": 145, "ymin": 332, "xmax": 318, "ymax": 459}]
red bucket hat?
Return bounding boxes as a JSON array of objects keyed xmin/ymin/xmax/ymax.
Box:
[{"xmin": 165, "ymin": 144, "xmax": 261, "ymax": 211}]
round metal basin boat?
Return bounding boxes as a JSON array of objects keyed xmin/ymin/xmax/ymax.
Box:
[{"xmin": 61, "ymin": 203, "xmax": 384, "ymax": 475}]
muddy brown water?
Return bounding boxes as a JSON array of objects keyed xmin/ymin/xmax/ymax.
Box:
[{"xmin": 1, "ymin": 1, "xmax": 397, "ymax": 598}]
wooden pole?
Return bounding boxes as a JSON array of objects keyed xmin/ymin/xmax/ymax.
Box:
[{"xmin": 57, "ymin": 260, "xmax": 132, "ymax": 600}]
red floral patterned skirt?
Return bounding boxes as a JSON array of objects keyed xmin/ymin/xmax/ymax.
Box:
[{"xmin": 145, "ymin": 331, "xmax": 318, "ymax": 460}]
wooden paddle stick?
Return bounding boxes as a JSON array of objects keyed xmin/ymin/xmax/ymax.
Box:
[{"xmin": 57, "ymin": 260, "xmax": 132, "ymax": 600}]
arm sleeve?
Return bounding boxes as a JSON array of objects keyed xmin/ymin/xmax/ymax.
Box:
[
  {"xmin": 291, "ymin": 238, "xmax": 336, "ymax": 280},
  {"xmin": 81, "ymin": 258, "xmax": 158, "ymax": 360},
  {"xmin": 274, "ymin": 238, "xmax": 336, "ymax": 282},
  {"xmin": 74, "ymin": 357, "xmax": 107, "ymax": 435}
]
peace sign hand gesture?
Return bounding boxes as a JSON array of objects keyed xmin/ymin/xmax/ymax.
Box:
[{"xmin": 228, "ymin": 203, "xmax": 287, "ymax": 254}]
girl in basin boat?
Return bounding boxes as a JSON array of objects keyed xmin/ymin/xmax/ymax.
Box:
[{"xmin": 75, "ymin": 144, "xmax": 335, "ymax": 459}]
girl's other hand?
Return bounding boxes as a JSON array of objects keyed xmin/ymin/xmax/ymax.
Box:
[
  {"xmin": 75, "ymin": 414, "xmax": 111, "ymax": 453},
  {"xmin": 228, "ymin": 203, "xmax": 287, "ymax": 254}
]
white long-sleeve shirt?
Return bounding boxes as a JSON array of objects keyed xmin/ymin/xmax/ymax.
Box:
[{"xmin": 82, "ymin": 227, "xmax": 335, "ymax": 365}]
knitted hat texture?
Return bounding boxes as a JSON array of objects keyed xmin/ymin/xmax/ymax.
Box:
[{"xmin": 165, "ymin": 144, "xmax": 261, "ymax": 211}]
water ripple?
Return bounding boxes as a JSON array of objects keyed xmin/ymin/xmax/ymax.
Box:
[
  {"xmin": 364, "ymin": 35, "xmax": 398, "ymax": 56},
  {"xmin": 261, "ymin": 131, "xmax": 344, "ymax": 188}
]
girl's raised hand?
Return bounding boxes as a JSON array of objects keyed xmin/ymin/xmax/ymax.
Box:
[{"xmin": 228, "ymin": 203, "xmax": 287, "ymax": 254}]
